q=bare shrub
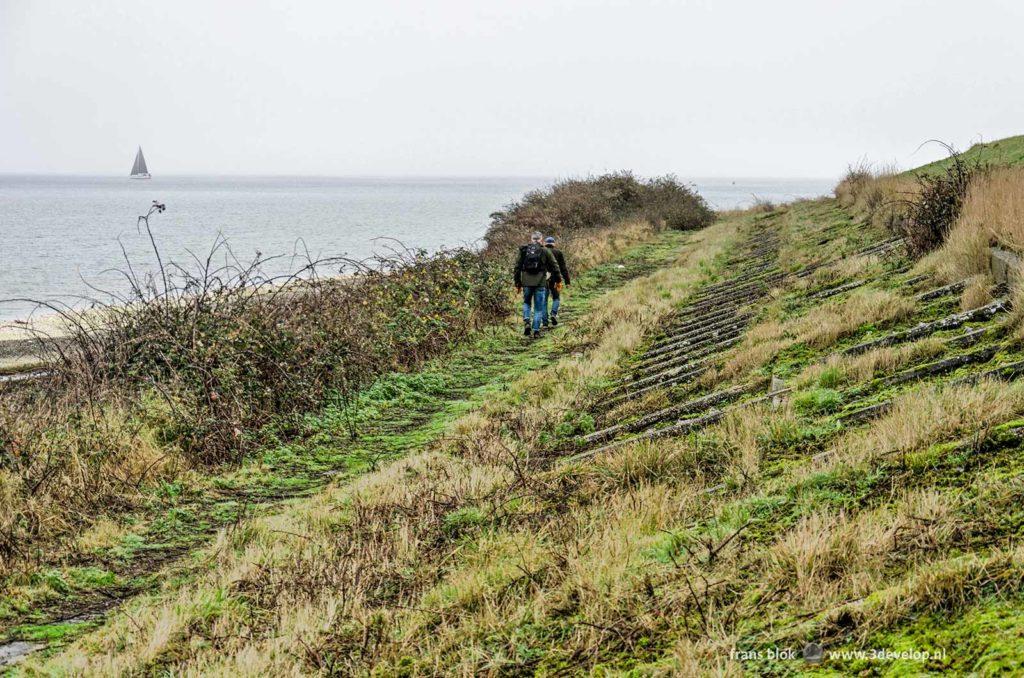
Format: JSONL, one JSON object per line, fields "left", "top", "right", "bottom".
{"left": 46, "top": 237, "right": 505, "bottom": 463}
{"left": 833, "top": 161, "right": 875, "bottom": 206}
{"left": 896, "top": 144, "right": 985, "bottom": 257}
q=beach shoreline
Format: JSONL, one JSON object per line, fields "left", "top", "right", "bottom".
{"left": 0, "top": 315, "right": 69, "bottom": 374}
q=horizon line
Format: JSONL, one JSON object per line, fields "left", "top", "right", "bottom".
{"left": 0, "top": 171, "right": 839, "bottom": 181}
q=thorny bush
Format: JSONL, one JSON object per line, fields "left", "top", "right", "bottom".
{"left": 47, "top": 239, "right": 506, "bottom": 463}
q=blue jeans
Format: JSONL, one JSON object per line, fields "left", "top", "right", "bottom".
{"left": 542, "top": 283, "right": 561, "bottom": 324}
{"left": 522, "top": 285, "right": 547, "bottom": 331}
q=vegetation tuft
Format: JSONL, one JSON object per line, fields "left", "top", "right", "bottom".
{"left": 483, "top": 172, "right": 714, "bottom": 255}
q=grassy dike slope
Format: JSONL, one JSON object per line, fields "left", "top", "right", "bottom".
{"left": 18, "top": 141, "right": 1024, "bottom": 674}
{"left": 911, "top": 135, "right": 1024, "bottom": 176}
{"left": 7, "top": 215, "right": 741, "bottom": 673}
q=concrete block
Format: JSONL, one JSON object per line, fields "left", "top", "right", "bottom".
{"left": 989, "top": 247, "right": 1022, "bottom": 288}
{"left": 770, "top": 375, "right": 787, "bottom": 409}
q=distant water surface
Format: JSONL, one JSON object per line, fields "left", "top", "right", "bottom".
{"left": 0, "top": 175, "right": 832, "bottom": 322}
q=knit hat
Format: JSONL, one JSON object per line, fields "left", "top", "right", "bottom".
{"left": 544, "top": 236, "right": 556, "bottom": 244}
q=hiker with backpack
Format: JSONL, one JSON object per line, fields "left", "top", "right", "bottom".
{"left": 541, "top": 235, "right": 570, "bottom": 327}
{"left": 514, "top": 231, "right": 561, "bottom": 338}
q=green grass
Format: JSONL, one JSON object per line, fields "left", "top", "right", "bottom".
{"left": 8, "top": 619, "right": 100, "bottom": 644}
{"left": 793, "top": 387, "right": 844, "bottom": 415}
{"left": 847, "top": 595, "right": 1024, "bottom": 675}
{"left": 909, "top": 134, "right": 1024, "bottom": 175}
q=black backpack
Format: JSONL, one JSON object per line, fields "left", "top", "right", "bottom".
{"left": 522, "top": 243, "right": 544, "bottom": 273}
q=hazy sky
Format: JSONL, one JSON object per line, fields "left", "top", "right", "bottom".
{"left": 2, "top": 0, "right": 1023, "bottom": 177}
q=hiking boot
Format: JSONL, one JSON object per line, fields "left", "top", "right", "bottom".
{"left": 523, "top": 322, "right": 532, "bottom": 337}
{"left": 551, "top": 314, "right": 559, "bottom": 326}
{"left": 532, "top": 330, "right": 541, "bottom": 339}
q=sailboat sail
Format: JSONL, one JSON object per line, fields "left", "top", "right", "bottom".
{"left": 130, "top": 147, "right": 150, "bottom": 177}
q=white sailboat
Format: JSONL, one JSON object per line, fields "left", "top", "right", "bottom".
{"left": 130, "top": 146, "right": 151, "bottom": 179}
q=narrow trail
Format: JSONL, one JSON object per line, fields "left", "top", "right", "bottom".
{"left": 0, "top": 230, "right": 687, "bottom": 669}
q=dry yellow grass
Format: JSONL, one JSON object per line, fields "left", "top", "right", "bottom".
{"left": 959, "top": 274, "right": 995, "bottom": 310}
{"left": 0, "top": 403, "right": 180, "bottom": 576}
{"left": 812, "top": 254, "right": 877, "bottom": 285}
{"left": 794, "top": 337, "right": 945, "bottom": 388}
{"left": 710, "top": 402, "right": 797, "bottom": 485}
{"left": 822, "top": 545, "right": 1024, "bottom": 642}
{"left": 602, "top": 387, "right": 671, "bottom": 422}
{"left": 768, "top": 510, "right": 877, "bottom": 608}
{"left": 797, "top": 380, "right": 1024, "bottom": 480}
{"left": 798, "top": 289, "right": 916, "bottom": 348}
{"left": 716, "top": 288, "right": 916, "bottom": 383}
{"left": 764, "top": 487, "right": 974, "bottom": 618}
{"left": 922, "top": 166, "right": 1024, "bottom": 282}
{"left": 834, "top": 167, "right": 918, "bottom": 233}
{"left": 75, "top": 517, "right": 130, "bottom": 551}
{"left": 860, "top": 380, "right": 1024, "bottom": 455}
{"left": 567, "top": 218, "right": 658, "bottom": 271}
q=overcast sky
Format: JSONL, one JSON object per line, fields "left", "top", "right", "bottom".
{"left": 2, "top": 0, "right": 1022, "bottom": 177}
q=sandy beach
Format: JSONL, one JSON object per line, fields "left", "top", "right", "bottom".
{"left": 0, "top": 315, "right": 70, "bottom": 373}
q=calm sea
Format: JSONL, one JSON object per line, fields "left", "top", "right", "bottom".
{"left": 0, "top": 175, "right": 832, "bottom": 322}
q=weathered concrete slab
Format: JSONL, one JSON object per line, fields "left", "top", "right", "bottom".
{"left": 602, "top": 364, "right": 711, "bottom": 407}
{"left": 583, "top": 383, "right": 755, "bottom": 446}
{"left": 640, "top": 336, "right": 741, "bottom": 374}
{"left": 989, "top": 247, "right": 1022, "bottom": 288}
{"left": 647, "top": 318, "right": 750, "bottom": 357}
{"left": 809, "top": 279, "right": 866, "bottom": 300}
{"left": 770, "top": 375, "right": 788, "bottom": 409}
{"left": 655, "top": 311, "right": 753, "bottom": 348}
{"left": 915, "top": 279, "right": 968, "bottom": 302}
{"left": 641, "top": 326, "right": 745, "bottom": 361}
{"left": 880, "top": 345, "right": 999, "bottom": 388}
{"left": 0, "top": 641, "right": 45, "bottom": 668}
{"left": 842, "top": 298, "right": 1008, "bottom": 356}
{"left": 952, "top": 359, "right": 1024, "bottom": 386}
{"left": 838, "top": 401, "right": 892, "bottom": 426}
{"left": 568, "top": 409, "right": 727, "bottom": 462}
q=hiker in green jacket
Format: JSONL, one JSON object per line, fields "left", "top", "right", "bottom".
{"left": 541, "top": 235, "right": 570, "bottom": 327}
{"left": 514, "top": 231, "right": 561, "bottom": 338}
